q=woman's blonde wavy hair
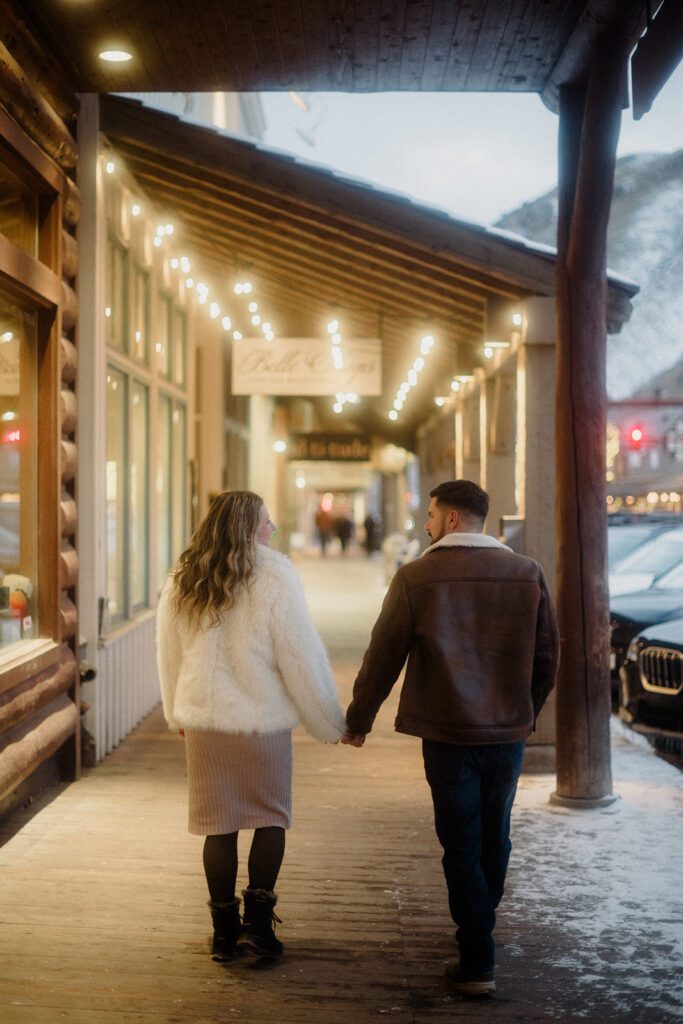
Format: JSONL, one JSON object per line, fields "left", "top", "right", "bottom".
{"left": 172, "top": 490, "right": 264, "bottom": 626}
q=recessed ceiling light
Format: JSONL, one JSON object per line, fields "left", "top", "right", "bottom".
{"left": 99, "top": 49, "right": 133, "bottom": 63}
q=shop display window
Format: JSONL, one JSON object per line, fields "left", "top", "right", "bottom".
{"left": 157, "top": 293, "right": 171, "bottom": 378}
{"left": 106, "top": 367, "right": 127, "bottom": 624}
{"left": 171, "top": 403, "right": 187, "bottom": 561}
{"left": 132, "top": 266, "right": 150, "bottom": 364}
{"left": 156, "top": 395, "right": 187, "bottom": 591}
{"left": 0, "top": 290, "right": 38, "bottom": 650}
{"left": 130, "top": 381, "right": 149, "bottom": 609}
{"left": 106, "top": 237, "right": 128, "bottom": 352}
{"left": 172, "top": 307, "right": 187, "bottom": 387}
{"left": 156, "top": 394, "right": 172, "bottom": 592}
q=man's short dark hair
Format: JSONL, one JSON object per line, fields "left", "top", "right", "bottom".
{"left": 429, "top": 480, "right": 489, "bottom": 522}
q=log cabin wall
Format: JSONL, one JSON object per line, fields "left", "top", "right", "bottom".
{"left": 0, "top": 7, "right": 81, "bottom": 818}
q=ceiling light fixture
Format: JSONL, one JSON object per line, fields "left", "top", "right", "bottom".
{"left": 99, "top": 49, "right": 133, "bottom": 63}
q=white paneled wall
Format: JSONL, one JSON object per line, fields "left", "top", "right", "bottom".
{"left": 92, "top": 612, "right": 160, "bottom": 761}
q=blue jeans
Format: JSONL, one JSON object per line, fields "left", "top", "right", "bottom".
{"left": 422, "top": 739, "right": 525, "bottom": 972}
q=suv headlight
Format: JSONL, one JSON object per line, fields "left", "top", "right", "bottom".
{"left": 625, "top": 637, "right": 640, "bottom": 662}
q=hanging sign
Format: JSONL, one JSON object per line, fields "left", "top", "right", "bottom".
{"left": 231, "top": 337, "right": 381, "bottom": 396}
{"left": 289, "top": 433, "right": 371, "bottom": 461}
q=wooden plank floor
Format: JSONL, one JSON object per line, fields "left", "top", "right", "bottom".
{"left": 1, "top": 555, "right": 682, "bottom": 1023}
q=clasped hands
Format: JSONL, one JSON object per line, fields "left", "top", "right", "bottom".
{"left": 341, "top": 731, "right": 366, "bottom": 747}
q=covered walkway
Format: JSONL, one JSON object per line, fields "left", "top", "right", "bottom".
{"left": 1, "top": 556, "right": 682, "bottom": 1024}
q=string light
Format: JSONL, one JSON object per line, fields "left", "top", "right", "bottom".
{"left": 104, "top": 153, "right": 282, "bottom": 348}
{"left": 387, "top": 334, "right": 436, "bottom": 421}
{"left": 483, "top": 340, "right": 511, "bottom": 359}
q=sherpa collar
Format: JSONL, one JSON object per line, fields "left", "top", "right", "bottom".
{"left": 421, "top": 532, "right": 512, "bottom": 557}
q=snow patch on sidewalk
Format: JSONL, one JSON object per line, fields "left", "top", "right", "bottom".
{"left": 507, "top": 736, "right": 683, "bottom": 1020}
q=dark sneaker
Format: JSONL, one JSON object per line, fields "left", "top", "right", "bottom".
{"left": 445, "top": 963, "right": 496, "bottom": 996}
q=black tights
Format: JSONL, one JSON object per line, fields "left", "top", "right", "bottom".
{"left": 203, "top": 826, "right": 286, "bottom": 903}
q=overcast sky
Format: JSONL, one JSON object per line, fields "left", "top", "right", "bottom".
{"left": 260, "top": 61, "right": 683, "bottom": 225}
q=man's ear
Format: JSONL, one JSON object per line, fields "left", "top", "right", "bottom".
{"left": 448, "top": 508, "right": 460, "bottom": 530}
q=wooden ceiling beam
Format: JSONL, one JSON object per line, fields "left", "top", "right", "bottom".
{"left": 126, "top": 163, "right": 492, "bottom": 315}
{"left": 113, "top": 145, "right": 510, "bottom": 305}
{"left": 107, "top": 128, "right": 530, "bottom": 300}
{"left": 171, "top": 206, "right": 483, "bottom": 334}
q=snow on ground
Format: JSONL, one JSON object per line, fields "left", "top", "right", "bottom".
{"left": 508, "top": 723, "right": 683, "bottom": 1021}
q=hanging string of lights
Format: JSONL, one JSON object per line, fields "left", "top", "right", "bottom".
{"left": 104, "top": 153, "right": 278, "bottom": 347}
{"left": 387, "top": 334, "right": 435, "bottom": 421}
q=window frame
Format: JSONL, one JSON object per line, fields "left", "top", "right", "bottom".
{"left": 0, "top": 107, "right": 67, "bottom": 666}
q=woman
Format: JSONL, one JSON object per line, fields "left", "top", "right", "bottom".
{"left": 157, "top": 490, "right": 345, "bottom": 961}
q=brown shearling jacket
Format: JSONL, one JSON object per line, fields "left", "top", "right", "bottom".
{"left": 346, "top": 533, "right": 559, "bottom": 744}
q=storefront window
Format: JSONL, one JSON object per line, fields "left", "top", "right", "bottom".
{"left": 156, "top": 396, "right": 187, "bottom": 591}
{"left": 0, "top": 162, "right": 39, "bottom": 258}
{"left": 130, "top": 382, "right": 149, "bottom": 609}
{"left": 132, "top": 267, "right": 150, "bottom": 364}
{"left": 157, "top": 293, "right": 171, "bottom": 377}
{"left": 156, "top": 394, "right": 172, "bottom": 592}
{"left": 173, "top": 307, "right": 187, "bottom": 387}
{"left": 0, "top": 291, "right": 38, "bottom": 650}
{"left": 106, "top": 367, "right": 127, "bottom": 624}
{"left": 106, "top": 238, "right": 128, "bottom": 352}
{"left": 172, "top": 404, "right": 187, "bottom": 561}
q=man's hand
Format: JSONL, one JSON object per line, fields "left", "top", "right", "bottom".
{"left": 342, "top": 731, "right": 366, "bottom": 747}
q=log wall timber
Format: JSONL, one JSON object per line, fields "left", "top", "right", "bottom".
{"left": 553, "top": 30, "right": 629, "bottom": 804}
{"left": 0, "top": 38, "right": 77, "bottom": 170}
{"left": 0, "top": 693, "right": 79, "bottom": 800}
{"left": 0, "top": 8, "right": 81, "bottom": 809}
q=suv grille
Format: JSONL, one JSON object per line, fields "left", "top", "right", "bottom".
{"left": 640, "top": 647, "right": 683, "bottom": 695}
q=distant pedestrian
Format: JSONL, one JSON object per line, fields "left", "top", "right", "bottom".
{"left": 334, "top": 515, "right": 354, "bottom": 554}
{"left": 363, "top": 512, "right": 382, "bottom": 556}
{"left": 343, "top": 480, "right": 558, "bottom": 996}
{"left": 315, "top": 505, "right": 334, "bottom": 557}
{"left": 157, "top": 490, "right": 345, "bottom": 962}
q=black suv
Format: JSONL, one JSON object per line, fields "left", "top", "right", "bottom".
{"left": 619, "top": 617, "right": 683, "bottom": 746}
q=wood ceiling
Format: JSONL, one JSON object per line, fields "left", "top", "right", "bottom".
{"left": 20, "top": 1, "right": 646, "bottom": 110}
{"left": 8, "top": 0, "right": 647, "bottom": 440}
{"left": 101, "top": 95, "right": 635, "bottom": 441}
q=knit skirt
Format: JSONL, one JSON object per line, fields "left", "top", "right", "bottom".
{"left": 184, "top": 729, "right": 293, "bottom": 835}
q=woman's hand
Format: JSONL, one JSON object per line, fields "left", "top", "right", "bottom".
{"left": 341, "top": 731, "right": 366, "bottom": 747}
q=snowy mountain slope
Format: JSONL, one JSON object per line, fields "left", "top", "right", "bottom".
{"left": 496, "top": 150, "right": 683, "bottom": 399}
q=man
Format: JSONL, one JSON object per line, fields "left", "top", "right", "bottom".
{"left": 343, "top": 480, "right": 559, "bottom": 996}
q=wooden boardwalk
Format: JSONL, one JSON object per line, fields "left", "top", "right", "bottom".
{"left": 1, "top": 555, "right": 682, "bottom": 1023}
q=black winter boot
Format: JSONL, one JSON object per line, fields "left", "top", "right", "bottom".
{"left": 208, "top": 898, "right": 241, "bottom": 961}
{"left": 237, "top": 887, "right": 283, "bottom": 957}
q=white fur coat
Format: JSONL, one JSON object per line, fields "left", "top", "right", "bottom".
{"left": 156, "top": 545, "right": 346, "bottom": 742}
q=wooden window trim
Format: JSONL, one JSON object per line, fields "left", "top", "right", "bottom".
{"left": 0, "top": 106, "right": 67, "bottom": 197}
{"left": 0, "top": 234, "right": 61, "bottom": 309}
{"left": 0, "top": 639, "right": 61, "bottom": 699}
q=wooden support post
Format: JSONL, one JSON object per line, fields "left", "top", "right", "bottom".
{"left": 553, "top": 31, "right": 629, "bottom": 806}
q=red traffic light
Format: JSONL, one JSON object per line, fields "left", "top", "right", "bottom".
{"left": 627, "top": 426, "right": 644, "bottom": 450}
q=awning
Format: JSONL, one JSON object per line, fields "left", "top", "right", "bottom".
{"left": 100, "top": 95, "right": 636, "bottom": 443}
